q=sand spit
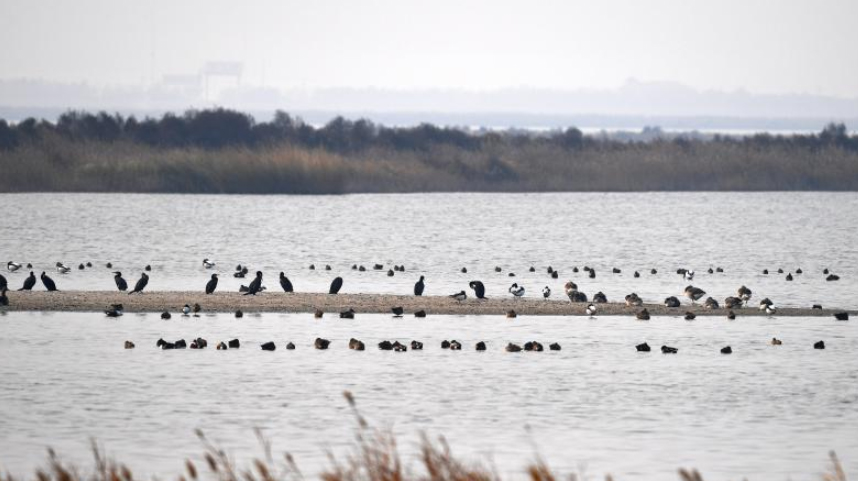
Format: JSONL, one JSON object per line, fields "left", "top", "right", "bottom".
{"left": 0, "top": 291, "right": 849, "bottom": 317}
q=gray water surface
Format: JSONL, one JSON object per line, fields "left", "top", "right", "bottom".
{"left": 1, "top": 192, "right": 857, "bottom": 480}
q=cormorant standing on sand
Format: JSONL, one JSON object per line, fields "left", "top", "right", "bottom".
{"left": 243, "top": 271, "right": 263, "bottom": 295}
{"left": 19, "top": 271, "right": 36, "bottom": 291}
{"left": 279, "top": 272, "right": 293, "bottom": 292}
{"left": 329, "top": 276, "right": 343, "bottom": 294}
{"left": 41, "top": 272, "right": 58, "bottom": 291}
{"left": 469, "top": 281, "right": 487, "bottom": 299}
{"left": 414, "top": 276, "right": 425, "bottom": 296}
{"left": 205, "top": 274, "right": 219, "bottom": 294}
{"left": 113, "top": 272, "right": 128, "bottom": 291}
{"left": 129, "top": 273, "right": 149, "bottom": 294}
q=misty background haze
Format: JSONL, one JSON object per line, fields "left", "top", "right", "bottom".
{"left": 1, "top": 0, "right": 857, "bottom": 129}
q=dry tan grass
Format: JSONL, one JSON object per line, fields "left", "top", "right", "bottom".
{"left": 3, "top": 134, "right": 858, "bottom": 193}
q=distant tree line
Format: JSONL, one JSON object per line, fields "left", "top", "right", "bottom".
{"left": 1, "top": 108, "right": 857, "bottom": 193}
{"left": 1, "top": 108, "right": 855, "bottom": 153}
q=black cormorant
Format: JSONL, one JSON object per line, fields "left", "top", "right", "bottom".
{"left": 41, "top": 272, "right": 58, "bottom": 291}
{"left": 279, "top": 272, "right": 293, "bottom": 292}
{"left": 113, "top": 272, "right": 128, "bottom": 291}
{"left": 205, "top": 274, "right": 218, "bottom": 294}
{"left": 243, "top": 271, "right": 263, "bottom": 295}
{"left": 329, "top": 276, "right": 343, "bottom": 294}
{"left": 129, "top": 273, "right": 149, "bottom": 294}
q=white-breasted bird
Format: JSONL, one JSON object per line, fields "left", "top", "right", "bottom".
{"left": 765, "top": 304, "right": 777, "bottom": 315}
{"left": 542, "top": 286, "right": 551, "bottom": 299}
{"left": 7, "top": 261, "right": 22, "bottom": 272}
{"left": 449, "top": 290, "right": 467, "bottom": 301}
{"left": 56, "top": 262, "right": 71, "bottom": 274}
{"left": 738, "top": 285, "right": 752, "bottom": 305}
{"left": 203, "top": 258, "right": 216, "bottom": 269}
{"left": 586, "top": 303, "right": 596, "bottom": 316}
{"left": 509, "top": 283, "right": 525, "bottom": 298}
{"left": 182, "top": 304, "right": 191, "bottom": 316}
{"left": 684, "top": 270, "right": 695, "bottom": 281}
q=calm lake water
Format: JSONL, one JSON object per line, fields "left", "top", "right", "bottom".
{"left": 1, "top": 192, "right": 857, "bottom": 479}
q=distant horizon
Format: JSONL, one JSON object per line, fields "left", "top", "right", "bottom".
{"left": 2, "top": 77, "right": 858, "bottom": 131}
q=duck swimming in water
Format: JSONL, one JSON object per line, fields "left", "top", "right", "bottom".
{"left": 55, "top": 262, "right": 71, "bottom": 274}
{"left": 203, "top": 258, "right": 216, "bottom": 269}
{"left": 7, "top": 261, "right": 22, "bottom": 273}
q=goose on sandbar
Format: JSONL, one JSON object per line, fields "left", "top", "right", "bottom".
{"left": 738, "top": 285, "right": 752, "bottom": 305}
{"left": 684, "top": 285, "right": 705, "bottom": 304}
{"left": 625, "top": 293, "right": 643, "bottom": 307}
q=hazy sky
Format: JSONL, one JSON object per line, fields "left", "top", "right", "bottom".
{"left": 2, "top": 0, "right": 857, "bottom": 97}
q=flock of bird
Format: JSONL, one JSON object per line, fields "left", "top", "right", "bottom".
{"left": 0, "top": 259, "right": 850, "bottom": 324}
{"left": 121, "top": 335, "right": 831, "bottom": 354}
{"left": 3, "top": 259, "right": 847, "bottom": 356}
